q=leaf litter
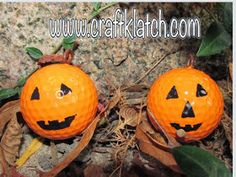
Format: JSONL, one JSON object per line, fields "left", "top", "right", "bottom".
{"left": 0, "top": 100, "right": 22, "bottom": 176}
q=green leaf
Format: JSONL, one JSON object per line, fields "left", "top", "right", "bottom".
{"left": 63, "top": 34, "right": 77, "bottom": 44}
{"left": 197, "top": 22, "right": 231, "bottom": 57}
{"left": 62, "top": 34, "right": 77, "bottom": 49}
{"left": 0, "top": 88, "right": 18, "bottom": 101}
{"left": 26, "top": 47, "right": 43, "bottom": 60}
{"left": 62, "top": 42, "right": 74, "bottom": 49}
{"left": 92, "top": 2, "right": 101, "bottom": 11}
{"left": 223, "top": 3, "right": 232, "bottom": 33}
{"left": 17, "top": 87, "right": 23, "bottom": 96}
{"left": 16, "top": 76, "right": 27, "bottom": 87}
{"left": 173, "top": 146, "right": 232, "bottom": 177}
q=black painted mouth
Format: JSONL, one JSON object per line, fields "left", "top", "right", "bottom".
{"left": 37, "top": 115, "right": 76, "bottom": 130}
{"left": 170, "top": 123, "right": 202, "bottom": 132}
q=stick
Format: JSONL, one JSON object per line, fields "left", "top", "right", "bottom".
{"left": 134, "top": 48, "right": 182, "bottom": 84}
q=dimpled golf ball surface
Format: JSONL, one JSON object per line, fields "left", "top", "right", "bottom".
{"left": 20, "top": 64, "right": 98, "bottom": 140}
{"left": 147, "top": 67, "right": 224, "bottom": 142}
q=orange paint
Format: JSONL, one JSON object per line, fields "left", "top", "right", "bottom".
{"left": 147, "top": 67, "right": 224, "bottom": 142}
{"left": 20, "top": 64, "right": 98, "bottom": 140}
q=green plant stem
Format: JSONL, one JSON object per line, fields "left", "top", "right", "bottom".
{"left": 51, "top": 42, "right": 63, "bottom": 54}
{"left": 88, "top": 2, "right": 117, "bottom": 22}
{"left": 51, "top": 2, "right": 118, "bottom": 54}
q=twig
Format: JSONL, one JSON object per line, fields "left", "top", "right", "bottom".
{"left": 51, "top": 42, "right": 63, "bottom": 54}
{"left": 50, "top": 141, "right": 58, "bottom": 166}
{"left": 118, "top": 135, "right": 135, "bottom": 177}
{"left": 109, "top": 135, "right": 135, "bottom": 177}
{"left": 109, "top": 165, "right": 120, "bottom": 177}
{"left": 134, "top": 48, "right": 182, "bottom": 84}
{"left": 88, "top": 2, "right": 118, "bottom": 22}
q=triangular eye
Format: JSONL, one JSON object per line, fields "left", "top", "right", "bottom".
{"left": 60, "top": 83, "right": 72, "bottom": 96}
{"left": 31, "top": 87, "right": 40, "bottom": 100}
{"left": 196, "top": 84, "right": 207, "bottom": 97}
{"left": 166, "top": 86, "right": 178, "bottom": 99}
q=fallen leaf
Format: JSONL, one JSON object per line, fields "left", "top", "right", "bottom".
{"left": 173, "top": 145, "right": 231, "bottom": 177}
{"left": 0, "top": 145, "right": 9, "bottom": 176}
{"left": 1, "top": 114, "right": 22, "bottom": 166}
{"left": 135, "top": 125, "right": 182, "bottom": 174}
{"left": 122, "top": 84, "right": 148, "bottom": 92}
{"left": 196, "top": 22, "right": 231, "bottom": 57}
{"left": 138, "top": 119, "right": 169, "bottom": 151}
{"left": 132, "top": 152, "right": 169, "bottom": 177}
{"left": 119, "top": 105, "right": 138, "bottom": 127}
{"left": 0, "top": 100, "right": 20, "bottom": 137}
{"left": 9, "top": 167, "right": 27, "bottom": 177}
{"left": 84, "top": 165, "right": 105, "bottom": 177}
{"left": 125, "top": 98, "right": 146, "bottom": 105}
{"left": 107, "top": 88, "right": 122, "bottom": 112}
{"left": 16, "top": 137, "right": 44, "bottom": 167}
{"left": 40, "top": 113, "right": 103, "bottom": 177}
{"left": 147, "top": 108, "right": 180, "bottom": 147}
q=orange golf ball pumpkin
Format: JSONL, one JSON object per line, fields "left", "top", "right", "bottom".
{"left": 20, "top": 64, "right": 98, "bottom": 140}
{"left": 147, "top": 66, "right": 224, "bottom": 142}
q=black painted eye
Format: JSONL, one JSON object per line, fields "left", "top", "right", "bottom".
{"left": 166, "top": 86, "right": 178, "bottom": 99}
{"left": 60, "top": 83, "right": 72, "bottom": 96}
{"left": 196, "top": 84, "right": 207, "bottom": 97}
{"left": 31, "top": 87, "right": 40, "bottom": 100}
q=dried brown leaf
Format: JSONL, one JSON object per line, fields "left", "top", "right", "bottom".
{"left": 138, "top": 120, "right": 169, "bottom": 151}
{"left": 1, "top": 114, "right": 22, "bottom": 166}
{"left": 0, "top": 100, "right": 20, "bottom": 137}
{"left": 9, "top": 167, "right": 26, "bottom": 177}
{"left": 125, "top": 98, "right": 146, "bottom": 105}
{"left": 119, "top": 105, "right": 138, "bottom": 127}
{"left": 40, "top": 113, "right": 102, "bottom": 177}
{"left": 122, "top": 84, "right": 148, "bottom": 92}
{"left": 132, "top": 153, "right": 169, "bottom": 177}
{"left": 107, "top": 88, "right": 122, "bottom": 111}
{"left": 84, "top": 165, "right": 105, "bottom": 177}
{"left": 147, "top": 108, "right": 180, "bottom": 147}
{"left": 0, "top": 146, "right": 9, "bottom": 176}
{"left": 135, "top": 125, "right": 182, "bottom": 174}
{"left": 0, "top": 101, "right": 20, "bottom": 176}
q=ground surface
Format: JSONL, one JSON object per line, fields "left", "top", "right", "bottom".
{"left": 0, "top": 2, "right": 232, "bottom": 177}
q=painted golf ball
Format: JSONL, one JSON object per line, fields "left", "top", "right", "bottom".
{"left": 20, "top": 64, "right": 98, "bottom": 140}
{"left": 147, "top": 67, "right": 224, "bottom": 142}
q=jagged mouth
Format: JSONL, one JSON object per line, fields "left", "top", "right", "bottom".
{"left": 37, "top": 115, "right": 76, "bottom": 130}
{"left": 170, "top": 123, "right": 202, "bottom": 132}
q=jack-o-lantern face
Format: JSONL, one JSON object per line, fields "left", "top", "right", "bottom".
{"left": 147, "top": 67, "right": 224, "bottom": 142}
{"left": 20, "top": 64, "right": 98, "bottom": 140}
